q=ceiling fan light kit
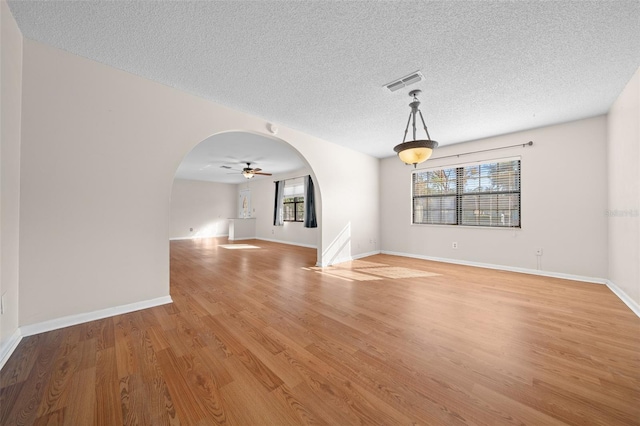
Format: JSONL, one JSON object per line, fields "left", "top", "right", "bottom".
{"left": 241, "top": 162, "right": 272, "bottom": 179}
{"left": 393, "top": 89, "right": 438, "bottom": 167}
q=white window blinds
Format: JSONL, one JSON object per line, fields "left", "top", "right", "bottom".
{"left": 412, "top": 159, "right": 521, "bottom": 228}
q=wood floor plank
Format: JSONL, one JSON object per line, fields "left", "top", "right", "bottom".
{"left": 94, "top": 348, "right": 123, "bottom": 426}
{"left": 1, "top": 237, "right": 639, "bottom": 425}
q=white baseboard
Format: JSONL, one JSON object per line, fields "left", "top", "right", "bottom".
{"left": 352, "top": 250, "right": 382, "bottom": 261}
{"left": 256, "top": 237, "right": 317, "bottom": 249}
{"left": 380, "top": 250, "right": 607, "bottom": 285}
{"left": 19, "top": 295, "right": 173, "bottom": 338}
{"left": 170, "top": 234, "right": 228, "bottom": 241}
{"left": 0, "top": 328, "right": 23, "bottom": 371}
{"left": 228, "top": 237, "right": 257, "bottom": 241}
{"left": 606, "top": 280, "right": 640, "bottom": 318}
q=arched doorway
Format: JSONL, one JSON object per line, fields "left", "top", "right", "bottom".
{"left": 169, "top": 131, "right": 322, "bottom": 270}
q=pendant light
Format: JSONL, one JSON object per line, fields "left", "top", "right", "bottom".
{"left": 393, "top": 89, "right": 438, "bottom": 167}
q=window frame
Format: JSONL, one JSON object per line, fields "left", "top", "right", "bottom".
{"left": 411, "top": 157, "right": 521, "bottom": 229}
{"left": 283, "top": 196, "right": 304, "bottom": 222}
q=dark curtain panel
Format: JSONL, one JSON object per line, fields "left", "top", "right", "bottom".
{"left": 303, "top": 175, "right": 317, "bottom": 228}
{"left": 273, "top": 180, "right": 284, "bottom": 226}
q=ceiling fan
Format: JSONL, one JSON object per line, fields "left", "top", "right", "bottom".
{"left": 227, "top": 162, "right": 272, "bottom": 179}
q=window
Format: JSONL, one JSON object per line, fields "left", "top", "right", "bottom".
{"left": 283, "top": 196, "right": 304, "bottom": 222}
{"left": 283, "top": 178, "right": 304, "bottom": 222}
{"left": 412, "top": 159, "right": 521, "bottom": 227}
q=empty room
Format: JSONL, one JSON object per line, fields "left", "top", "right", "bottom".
{"left": 1, "top": 1, "right": 639, "bottom": 425}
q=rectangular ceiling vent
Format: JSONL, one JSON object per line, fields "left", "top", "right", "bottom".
{"left": 384, "top": 71, "right": 424, "bottom": 92}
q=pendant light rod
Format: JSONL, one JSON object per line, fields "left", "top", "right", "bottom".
{"left": 427, "top": 141, "right": 534, "bottom": 162}
{"left": 402, "top": 114, "right": 412, "bottom": 144}
{"left": 394, "top": 89, "right": 439, "bottom": 167}
{"left": 418, "top": 110, "right": 431, "bottom": 140}
{"left": 412, "top": 105, "right": 417, "bottom": 141}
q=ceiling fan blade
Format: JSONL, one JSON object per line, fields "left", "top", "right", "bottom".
{"left": 253, "top": 168, "right": 262, "bottom": 172}
{"left": 254, "top": 172, "right": 272, "bottom": 176}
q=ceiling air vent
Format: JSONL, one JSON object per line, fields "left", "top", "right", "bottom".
{"left": 384, "top": 71, "right": 424, "bottom": 92}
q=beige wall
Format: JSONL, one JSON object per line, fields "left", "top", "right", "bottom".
{"left": 170, "top": 179, "right": 236, "bottom": 239}
{"left": 607, "top": 67, "right": 640, "bottom": 306}
{"left": 0, "top": 0, "right": 23, "bottom": 356}
{"left": 381, "top": 116, "right": 608, "bottom": 279}
{"left": 18, "top": 39, "right": 380, "bottom": 326}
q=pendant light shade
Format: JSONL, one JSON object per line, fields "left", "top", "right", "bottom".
{"left": 393, "top": 90, "right": 438, "bottom": 167}
{"left": 394, "top": 140, "right": 437, "bottom": 164}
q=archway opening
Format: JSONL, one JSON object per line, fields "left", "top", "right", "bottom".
{"left": 169, "top": 131, "right": 323, "bottom": 287}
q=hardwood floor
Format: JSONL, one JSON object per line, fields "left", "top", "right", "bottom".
{"left": 1, "top": 237, "right": 639, "bottom": 425}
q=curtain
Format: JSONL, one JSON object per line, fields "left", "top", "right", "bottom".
{"left": 273, "top": 180, "right": 284, "bottom": 226}
{"left": 303, "top": 175, "right": 317, "bottom": 228}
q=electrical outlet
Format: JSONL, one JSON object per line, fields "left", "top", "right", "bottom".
{"left": 0, "top": 293, "right": 5, "bottom": 315}
{"left": 536, "top": 248, "right": 543, "bottom": 256}
{"left": 452, "top": 242, "right": 458, "bottom": 249}
{"left": 271, "top": 229, "right": 275, "bottom": 234}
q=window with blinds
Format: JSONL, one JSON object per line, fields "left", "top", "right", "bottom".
{"left": 412, "top": 159, "right": 521, "bottom": 228}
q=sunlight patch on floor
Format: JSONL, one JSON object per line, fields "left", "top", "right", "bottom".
{"left": 358, "top": 267, "right": 441, "bottom": 279}
{"left": 333, "top": 260, "right": 389, "bottom": 269}
{"left": 307, "top": 262, "right": 441, "bottom": 281}
{"left": 316, "top": 269, "right": 383, "bottom": 281}
{"left": 220, "top": 244, "right": 261, "bottom": 250}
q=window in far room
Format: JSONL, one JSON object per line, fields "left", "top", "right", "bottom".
{"left": 283, "top": 177, "right": 304, "bottom": 222}
{"left": 412, "top": 158, "right": 521, "bottom": 228}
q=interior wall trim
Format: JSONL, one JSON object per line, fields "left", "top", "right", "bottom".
{"left": 316, "top": 250, "right": 382, "bottom": 267}
{"left": 606, "top": 279, "right": 640, "bottom": 318}
{"left": 379, "top": 250, "right": 640, "bottom": 317}
{"left": 0, "top": 328, "right": 23, "bottom": 371}
{"left": 169, "top": 234, "right": 229, "bottom": 241}
{"left": 256, "top": 237, "right": 317, "bottom": 249}
{"left": 381, "top": 250, "right": 609, "bottom": 281}
{"left": 1, "top": 295, "right": 173, "bottom": 372}
{"left": 19, "top": 296, "right": 174, "bottom": 338}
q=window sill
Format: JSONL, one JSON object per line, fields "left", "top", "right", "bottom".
{"left": 410, "top": 223, "right": 522, "bottom": 230}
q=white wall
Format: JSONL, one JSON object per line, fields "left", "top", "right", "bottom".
{"left": 240, "top": 167, "right": 318, "bottom": 248}
{"left": 0, "top": 0, "right": 23, "bottom": 359}
{"left": 170, "top": 179, "right": 236, "bottom": 239}
{"left": 607, "top": 67, "right": 640, "bottom": 308}
{"left": 18, "top": 39, "right": 380, "bottom": 326}
{"left": 381, "top": 116, "right": 608, "bottom": 280}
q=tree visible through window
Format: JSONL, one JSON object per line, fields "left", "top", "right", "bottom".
{"left": 283, "top": 178, "right": 304, "bottom": 222}
{"left": 283, "top": 196, "right": 304, "bottom": 222}
{"left": 412, "top": 159, "right": 521, "bottom": 227}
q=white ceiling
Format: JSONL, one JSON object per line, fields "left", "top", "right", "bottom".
{"left": 7, "top": 1, "right": 640, "bottom": 172}
{"left": 174, "top": 132, "right": 306, "bottom": 184}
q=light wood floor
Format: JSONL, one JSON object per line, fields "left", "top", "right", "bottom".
{"left": 1, "top": 238, "right": 639, "bottom": 425}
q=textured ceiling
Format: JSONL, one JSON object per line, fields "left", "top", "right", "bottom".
{"left": 174, "top": 132, "right": 306, "bottom": 184}
{"left": 8, "top": 1, "right": 640, "bottom": 162}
